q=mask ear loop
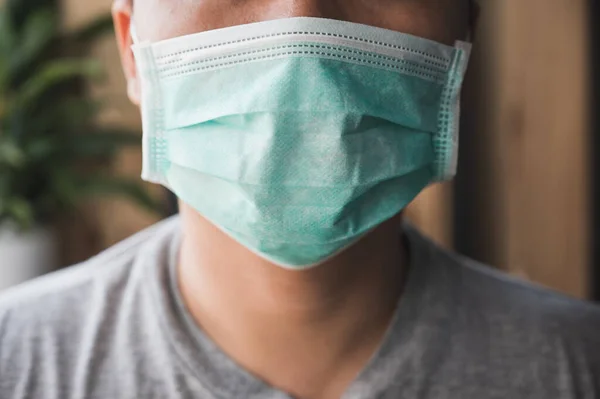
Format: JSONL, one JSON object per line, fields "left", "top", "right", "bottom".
{"left": 130, "top": 24, "right": 139, "bottom": 44}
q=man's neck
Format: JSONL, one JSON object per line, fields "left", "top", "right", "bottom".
{"left": 178, "top": 203, "right": 408, "bottom": 399}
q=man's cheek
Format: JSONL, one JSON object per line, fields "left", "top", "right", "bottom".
{"left": 134, "top": 0, "right": 205, "bottom": 41}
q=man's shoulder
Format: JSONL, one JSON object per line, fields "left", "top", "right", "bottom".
{"left": 0, "top": 217, "right": 180, "bottom": 395}
{"left": 462, "top": 253, "right": 599, "bottom": 319}
{"left": 439, "top": 247, "right": 600, "bottom": 350}
{"left": 415, "top": 239, "right": 600, "bottom": 390}
{"left": 407, "top": 224, "right": 600, "bottom": 330}
{"left": 0, "top": 217, "right": 178, "bottom": 337}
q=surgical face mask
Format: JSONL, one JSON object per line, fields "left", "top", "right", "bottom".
{"left": 131, "top": 17, "right": 471, "bottom": 269}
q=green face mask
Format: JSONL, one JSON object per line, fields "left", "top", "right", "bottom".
{"left": 132, "top": 17, "right": 471, "bottom": 269}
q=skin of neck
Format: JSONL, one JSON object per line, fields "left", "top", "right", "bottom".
{"left": 178, "top": 202, "right": 408, "bottom": 399}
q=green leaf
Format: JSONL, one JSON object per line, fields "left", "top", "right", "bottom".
{"left": 64, "top": 129, "right": 141, "bottom": 158}
{"left": 67, "top": 14, "right": 114, "bottom": 43}
{"left": 0, "top": 7, "right": 16, "bottom": 55}
{"left": 48, "top": 166, "right": 79, "bottom": 206}
{"left": 11, "top": 58, "right": 103, "bottom": 111}
{"left": 0, "top": 4, "right": 152, "bottom": 227}
{"left": 75, "top": 176, "right": 162, "bottom": 214}
{"left": 9, "top": 8, "right": 57, "bottom": 77}
{"left": 25, "top": 136, "right": 59, "bottom": 161}
{"left": 27, "top": 97, "right": 100, "bottom": 134}
{"left": 0, "top": 139, "right": 26, "bottom": 167}
{"left": 1, "top": 197, "right": 35, "bottom": 230}
{"left": 0, "top": 173, "right": 9, "bottom": 195}
{"left": 0, "top": 8, "right": 16, "bottom": 91}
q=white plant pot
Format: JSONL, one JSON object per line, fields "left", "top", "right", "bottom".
{"left": 0, "top": 224, "right": 59, "bottom": 291}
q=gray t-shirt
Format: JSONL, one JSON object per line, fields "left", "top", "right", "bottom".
{"left": 1, "top": 216, "right": 599, "bottom": 399}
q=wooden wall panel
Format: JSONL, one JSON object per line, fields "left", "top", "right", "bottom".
{"left": 477, "top": 0, "right": 591, "bottom": 297}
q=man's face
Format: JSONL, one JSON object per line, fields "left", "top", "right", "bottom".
{"left": 136, "top": 0, "right": 469, "bottom": 43}
{"left": 113, "top": 0, "right": 470, "bottom": 104}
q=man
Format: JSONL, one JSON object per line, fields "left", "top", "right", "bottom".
{"left": 1, "top": 0, "right": 599, "bottom": 398}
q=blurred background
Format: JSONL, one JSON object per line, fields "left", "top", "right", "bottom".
{"left": 0, "top": 0, "right": 598, "bottom": 302}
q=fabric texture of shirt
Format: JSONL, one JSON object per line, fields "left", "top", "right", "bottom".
{"left": 0, "top": 216, "right": 599, "bottom": 399}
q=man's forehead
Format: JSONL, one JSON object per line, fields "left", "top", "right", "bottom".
{"left": 133, "top": 0, "right": 471, "bottom": 44}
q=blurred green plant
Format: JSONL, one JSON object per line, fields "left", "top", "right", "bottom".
{"left": 0, "top": 4, "right": 161, "bottom": 230}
